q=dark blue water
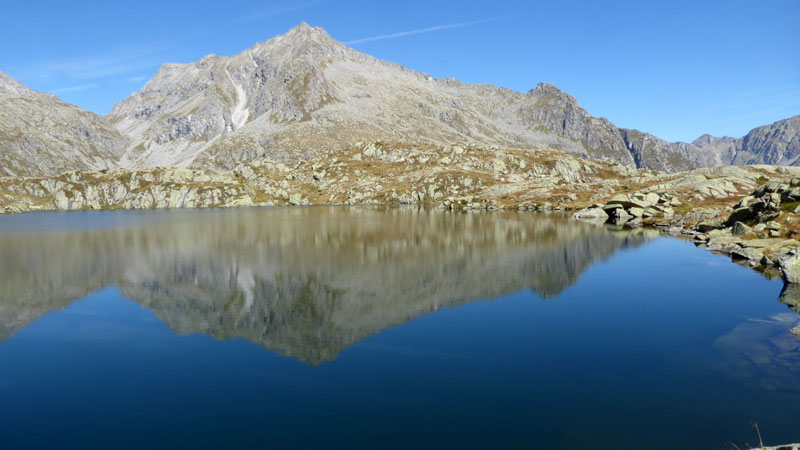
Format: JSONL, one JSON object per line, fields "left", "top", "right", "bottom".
{"left": 0, "top": 207, "right": 797, "bottom": 449}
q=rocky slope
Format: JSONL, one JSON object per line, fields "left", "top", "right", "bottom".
{"left": 105, "top": 23, "right": 800, "bottom": 174}
{"left": 108, "top": 23, "right": 643, "bottom": 171}
{"left": 2, "top": 141, "right": 799, "bottom": 215}
{"left": 0, "top": 70, "right": 129, "bottom": 177}
{"left": 732, "top": 116, "right": 800, "bottom": 165}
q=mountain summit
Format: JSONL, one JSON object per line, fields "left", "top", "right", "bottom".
{"left": 1, "top": 24, "right": 797, "bottom": 177}
{"left": 108, "top": 23, "right": 650, "bottom": 171}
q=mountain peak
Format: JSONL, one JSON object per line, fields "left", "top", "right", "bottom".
{"left": 692, "top": 134, "right": 718, "bottom": 147}
{"left": 281, "top": 22, "right": 332, "bottom": 41}
{"left": 249, "top": 22, "right": 339, "bottom": 57}
{"left": 0, "top": 70, "right": 37, "bottom": 97}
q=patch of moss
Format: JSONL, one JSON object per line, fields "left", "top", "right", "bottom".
{"left": 781, "top": 200, "right": 800, "bottom": 213}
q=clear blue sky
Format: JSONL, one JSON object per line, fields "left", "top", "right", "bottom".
{"left": 1, "top": 0, "right": 798, "bottom": 142}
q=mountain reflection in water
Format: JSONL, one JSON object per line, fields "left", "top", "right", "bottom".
{"left": 0, "top": 207, "right": 654, "bottom": 364}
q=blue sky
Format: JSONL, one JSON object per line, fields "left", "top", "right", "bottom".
{"left": 1, "top": 0, "right": 798, "bottom": 142}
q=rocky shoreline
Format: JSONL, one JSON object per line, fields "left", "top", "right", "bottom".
{"left": 573, "top": 179, "right": 800, "bottom": 281}
{"left": 570, "top": 180, "right": 800, "bottom": 338}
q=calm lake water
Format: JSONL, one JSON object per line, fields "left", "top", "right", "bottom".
{"left": 0, "top": 207, "right": 798, "bottom": 449}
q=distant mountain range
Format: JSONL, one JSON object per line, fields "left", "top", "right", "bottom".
{"left": 1, "top": 23, "right": 798, "bottom": 177}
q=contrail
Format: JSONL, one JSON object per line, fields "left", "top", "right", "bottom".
{"left": 50, "top": 83, "right": 100, "bottom": 93}
{"left": 344, "top": 16, "right": 510, "bottom": 45}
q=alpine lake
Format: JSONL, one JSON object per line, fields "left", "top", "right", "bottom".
{"left": 0, "top": 206, "right": 798, "bottom": 449}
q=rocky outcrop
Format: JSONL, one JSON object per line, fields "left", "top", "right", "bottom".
{"left": 684, "top": 178, "right": 800, "bottom": 286}
{"left": 0, "top": 143, "right": 643, "bottom": 214}
{"left": 598, "top": 191, "right": 679, "bottom": 225}
{"left": 2, "top": 143, "right": 799, "bottom": 220}
{"left": 0, "top": 167, "right": 254, "bottom": 213}
{"left": 724, "top": 180, "right": 800, "bottom": 226}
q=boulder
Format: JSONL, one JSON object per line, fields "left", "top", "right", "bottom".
{"left": 644, "top": 192, "right": 660, "bottom": 205}
{"left": 696, "top": 219, "right": 724, "bottom": 232}
{"left": 736, "top": 195, "right": 756, "bottom": 208}
{"left": 755, "top": 181, "right": 784, "bottom": 196}
{"left": 602, "top": 203, "right": 625, "bottom": 212}
{"left": 732, "top": 221, "right": 752, "bottom": 236}
{"left": 777, "top": 252, "right": 800, "bottom": 284}
{"left": 764, "top": 192, "right": 782, "bottom": 209}
{"left": 730, "top": 247, "right": 764, "bottom": 262}
{"left": 288, "top": 193, "right": 306, "bottom": 206}
{"left": 726, "top": 201, "right": 766, "bottom": 225}
{"left": 767, "top": 221, "right": 782, "bottom": 231}
{"left": 740, "top": 238, "right": 799, "bottom": 249}
{"left": 573, "top": 207, "right": 609, "bottom": 222}
{"left": 606, "top": 194, "right": 649, "bottom": 209}
{"left": 783, "top": 187, "right": 800, "bottom": 202}
{"left": 628, "top": 207, "right": 645, "bottom": 218}
{"left": 54, "top": 190, "right": 69, "bottom": 210}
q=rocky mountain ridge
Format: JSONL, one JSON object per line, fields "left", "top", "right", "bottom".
{"left": 0, "top": 23, "right": 798, "bottom": 178}
{"left": 104, "top": 23, "right": 799, "bottom": 174}
{"left": 0, "top": 69, "right": 129, "bottom": 177}
{"left": 107, "top": 24, "right": 639, "bottom": 171}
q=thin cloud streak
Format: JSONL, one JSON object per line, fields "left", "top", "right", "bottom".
{"left": 50, "top": 83, "right": 100, "bottom": 93}
{"left": 11, "top": 43, "right": 169, "bottom": 82}
{"left": 29, "top": 56, "right": 159, "bottom": 81}
{"left": 344, "top": 16, "right": 510, "bottom": 45}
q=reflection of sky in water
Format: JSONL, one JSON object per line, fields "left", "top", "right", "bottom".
{"left": 0, "top": 207, "right": 798, "bottom": 450}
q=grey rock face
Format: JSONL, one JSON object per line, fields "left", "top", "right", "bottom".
{"left": 108, "top": 24, "right": 645, "bottom": 171}
{"left": 620, "top": 128, "right": 703, "bottom": 172}
{"left": 732, "top": 221, "right": 752, "bottom": 235}
{"left": 734, "top": 116, "right": 800, "bottom": 165}
{"left": 778, "top": 252, "right": 800, "bottom": 285}
{"left": 0, "top": 70, "right": 129, "bottom": 177}
{"left": 107, "top": 24, "right": 798, "bottom": 174}
{"left": 632, "top": 116, "right": 800, "bottom": 171}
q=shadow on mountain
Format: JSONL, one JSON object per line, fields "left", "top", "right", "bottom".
{"left": 0, "top": 207, "right": 656, "bottom": 364}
